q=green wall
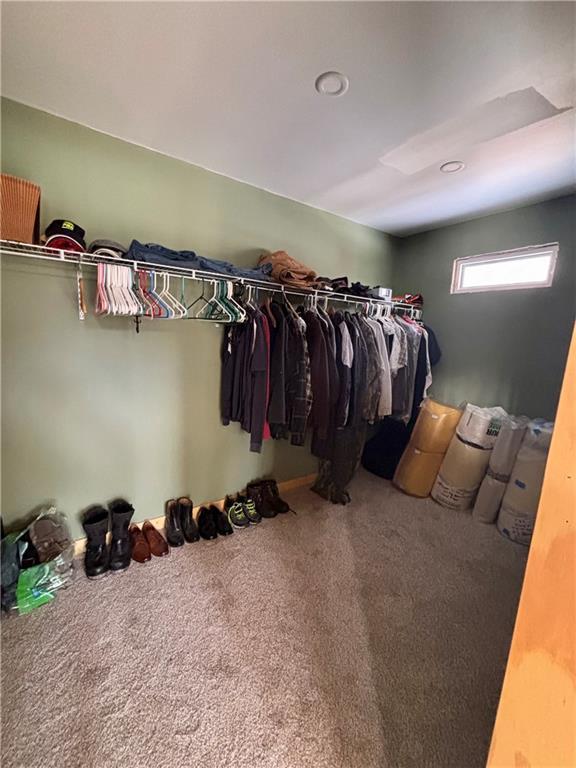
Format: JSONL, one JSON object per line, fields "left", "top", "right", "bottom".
{"left": 1, "top": 99, "right": 395, "bottom": 538}
{"left": 2, "top": 98, "right": 574, "bottom": 539}
{"left": 394, "top": 195, "right": 575, "bottom": 420}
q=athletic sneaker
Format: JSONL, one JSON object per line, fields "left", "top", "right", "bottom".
{"left": 247, "top": 481, "right": 276, "bottom": 518}
{"left": 237, "top": 494, "right": 261, "bottom": 524}
{"left": 224, "top": 495, "right": 250, "bottom": 529}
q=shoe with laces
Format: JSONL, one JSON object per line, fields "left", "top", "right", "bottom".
{"left": 237, "top": 494, "right": 261, "bottom": 524}
{"left": 247, "top": 481, "right": 276, "bottom": 518}
{"left": 224, "top": 495, "right": 250, "bottom": 529}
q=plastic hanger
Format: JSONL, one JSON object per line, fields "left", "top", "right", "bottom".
{"left": 95, "top": 263, "right": 108, "bottom": 315}
{"left": 187, "top": 280, "right": 211, "bottom": 316}
{"left": 149, "top": 272, "right": 171, "bottom": 318}
{"left": 196, "top": 280, "right": 234, "bottom": 322}
{"left": 157, "top": 272, "right": 187, "bottom": 319}
{"left": 225, "top": 281, "right": 246, "bottom": 323}
{"left": 136, "top": 270, "right": 155, "bottom": 317}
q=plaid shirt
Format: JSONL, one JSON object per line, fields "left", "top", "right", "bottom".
{"left": 288, "top": 313, "right": 312, "bottom": 446}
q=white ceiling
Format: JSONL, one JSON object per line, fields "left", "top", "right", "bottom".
{"left": 2, "top": 2, "right": 575, "bottom": 235}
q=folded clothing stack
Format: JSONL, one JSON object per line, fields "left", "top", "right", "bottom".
{"left": 258, "top": 250, "right": 324, "bottom": 290}
{"left": 127, "top": 240, "right": 273, "bottom": 281}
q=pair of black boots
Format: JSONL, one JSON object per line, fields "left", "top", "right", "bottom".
{"left": 165, "top": 497, "right": 233, "bottom": 543}
{"left": 246, "top": 479, "right": 291, "bottom": 518}
{"left": 82, "top": 499, "right": 134, "bottom": 579}
{"left": 164, "top": 497, "right": 198, "bottom": 547}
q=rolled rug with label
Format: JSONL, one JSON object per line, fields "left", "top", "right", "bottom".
{"left": 439, "top": 434, "right": 492, "bottom": 489}
{"left": 432, "top": 434, "right": 492, "bottom": 510}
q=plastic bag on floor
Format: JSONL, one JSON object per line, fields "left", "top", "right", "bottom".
{"left": 2, "top": 506, "right": 75, "bottom": 616}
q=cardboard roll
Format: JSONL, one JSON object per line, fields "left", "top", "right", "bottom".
{"left": 393, "top": 447, "right": 444, "bottom": 498}
{"left": 410, "top": 398, "right": 462, "bottom": 453}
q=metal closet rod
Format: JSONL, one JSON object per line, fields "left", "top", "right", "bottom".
{"left": 0, "top": 239, "right": 421, "bottom": 312}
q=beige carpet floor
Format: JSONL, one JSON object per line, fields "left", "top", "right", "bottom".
{"left": 1, "top": 470, "right": 527, "bottom": 768}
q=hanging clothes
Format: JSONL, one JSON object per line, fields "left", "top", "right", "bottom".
{"left": 331, "top": 311, "right": 353, "bottom": 427}
{"left": 267, "top": 303, "right": 287, "bottom": 435}
{"left": 362, "top": 322, "right": 442, "bottom": 480}
{"left": 220, "top": 307, "right": 271, "bottom": 453}
{"left": 220, "top": 296, "right": 435, "bottom": 490}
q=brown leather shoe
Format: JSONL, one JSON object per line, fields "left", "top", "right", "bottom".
{"left": 143, "top": 521, "right": 169, "bottom": 558}
{"left": 129, "top": 524, "right": 151, "bottom": 563}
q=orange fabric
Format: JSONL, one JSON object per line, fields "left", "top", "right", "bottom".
{"left": 258, "top": 250, "right": 323, "bottom": 289}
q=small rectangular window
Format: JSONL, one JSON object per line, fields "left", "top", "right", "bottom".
{"left": 451, "top": 243, "right": 558, "bottom": 294}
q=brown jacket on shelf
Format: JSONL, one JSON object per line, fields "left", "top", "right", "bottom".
{"left": 258, "top": 250, "right": 324, "bottom": 290}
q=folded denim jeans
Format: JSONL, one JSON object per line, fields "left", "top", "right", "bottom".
{"left": 126, "top": 241, "right": 273, "bottom": 281}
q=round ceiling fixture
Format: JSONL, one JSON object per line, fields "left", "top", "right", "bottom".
{"left": 440, "top": 160, "right": 466, "bottom": 174}
{"left": 315, "top": 71, "right": 349, "bottom": 97}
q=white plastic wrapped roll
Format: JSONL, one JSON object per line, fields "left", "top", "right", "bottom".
{"left": 489, "top": 415, "right": 530, "bottom": 479}
{"left": 456, "top": 404, "right": 508, "bottom": 449}
{"left": 501, "top": 421, "right": 554, "bottom": 518}
{"left": 473, "top": 474, "right": 507, "bottom": 524}
{"left": 439, "top": 434, "right": 492, "bottom": 490}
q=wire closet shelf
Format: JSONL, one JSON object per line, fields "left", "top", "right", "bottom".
{"left": 0, "top": 239, "right": 423, "bottom": 317}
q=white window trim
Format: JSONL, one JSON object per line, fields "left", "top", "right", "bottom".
{"left": 451, "top": 243, "right": 559, "bottom": 295}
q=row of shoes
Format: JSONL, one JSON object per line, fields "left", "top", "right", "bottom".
{"left": 164, "top": 497, "right": 232, "bottom": 546}
{"left": 164, "top": 479, "right": 292, "bottom": 545}
{"left": 83, "top": 499, "right": 170, "bottom": 578}
{"left": 82, "top": 479, "right": 292, "bottom": 578}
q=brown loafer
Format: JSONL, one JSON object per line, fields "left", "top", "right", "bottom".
{"left": 143, "top": 521, "right": 169, "bottom": 558}
{"left": 129, "top": 524, "right": 151, "bottom": 563}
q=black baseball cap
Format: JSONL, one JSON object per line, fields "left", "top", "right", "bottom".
{"left": 44, "top": 219, "right": 86, "bottom": 250}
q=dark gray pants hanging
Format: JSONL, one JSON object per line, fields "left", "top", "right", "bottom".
{"left": 311, "top": 422, "right": 367, "bottom": 504}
